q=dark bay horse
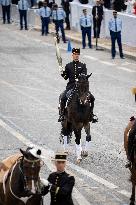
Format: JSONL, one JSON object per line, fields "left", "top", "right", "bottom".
{"left": 0, "top": 148, "right": 44, "bottom": 205}
{"left": 128, "top": 121, "right": 136, "bottom": 205}
{"left": 61, "top": 74, "right": 93, "bottom": 163}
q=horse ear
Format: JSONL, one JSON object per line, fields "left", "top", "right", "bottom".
{"left": 20, "top": 149, "right": 28, "bottom": 157}
{"left": 87, "top": 73, "right": 92, "bottom": 79}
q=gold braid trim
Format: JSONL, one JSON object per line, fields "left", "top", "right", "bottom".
{"left": 55, "top": 187, "right": 60, "bottom": 195}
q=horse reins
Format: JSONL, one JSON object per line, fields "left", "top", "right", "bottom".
{"left": 7, "top": 157, "right": 43, "bottom": 203}
{"left": 19, "top": 157, "right": 43, "bottom": 192}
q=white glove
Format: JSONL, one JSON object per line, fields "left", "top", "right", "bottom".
{"left": 40, "top": 178, "right": 50, "bottom": 186}
{"left": 59, "top": 66, "right": 64, "bottom": 74}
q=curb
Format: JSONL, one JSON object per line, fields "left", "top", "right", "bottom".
{"left": 34, "top": 26, "right": 136, "bottom": 61}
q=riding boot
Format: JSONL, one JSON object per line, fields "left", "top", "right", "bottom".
{"left": 90, "top": 103, "right": 98, "bottom": 123}
{"left": 58, "top": 107, "right": 65, "bottom": 122}
{"left": 58, "top": 99, "right": 66, "bottom": 122}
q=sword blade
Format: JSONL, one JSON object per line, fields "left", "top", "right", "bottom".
{"left": 54, "top": 37, "right": 64, "bottom": 73}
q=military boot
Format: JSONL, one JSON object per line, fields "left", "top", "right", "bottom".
{"left": 58, "top": 108, "right": 65, "bottom": 122}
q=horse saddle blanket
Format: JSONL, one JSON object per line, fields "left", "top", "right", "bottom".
{"left": 0, "top": 153, "right": 22, "bottom": 183}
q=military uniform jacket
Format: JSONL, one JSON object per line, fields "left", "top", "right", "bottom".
{"left": 92, "top": 5, "right": 103, "bottom": 20}
{"left": 44, "top": 171, "right": 75, "bottom": 205}
{"left": 61, "top": 61, "right": 87, "bottom": 90}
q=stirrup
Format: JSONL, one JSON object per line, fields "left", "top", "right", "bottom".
{"left": 91, "top": 114, "right": 98, "bottom": 123}
{"left": 58, "top": 115, "right": 64, "bottom": 122}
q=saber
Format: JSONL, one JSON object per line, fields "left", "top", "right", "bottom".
{"left": 54, "top": 37, "right": 64, "bottom": 74}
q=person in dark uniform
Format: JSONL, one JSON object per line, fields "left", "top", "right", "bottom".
{"left": 103, "top": 0, "right": 111, "bottom": 9}
{"left": 61, "top": 0, "right": 71, "bottom": 30}
{"left": 48, "top": 0, "right": 55, "bottom": 9}
{"left": 41, "top": 152, "right": 75, "bottom": 205}
{"left": 92, "top": 0, "right": 103, "bottom": 38}
{"left": 58, "top": 48, "right": 96, "bottom": 122}
{"left": 113, "top": 0, "right": 127, "bottom": 12}
{"left": 1, "top": 0, "right": 11, "bottom": 24}
{"left": 38, "top": 1, "right": 43, "bottom": 8}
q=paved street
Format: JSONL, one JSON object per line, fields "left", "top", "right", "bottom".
{"left": 0, "top": 21, "right": 136, "bottom": 205}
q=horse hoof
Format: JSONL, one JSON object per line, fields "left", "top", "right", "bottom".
{"left": 81, "top": 151, "right": 88, "bottom": 157}
{"left": 64, "top": 150, "right": 69, "bottom": 154}
{"left": 130, "top": 202, "right": 135, "bottom": 205}
{"left": 76, "top": 158, "right": 82, "bottom": 164}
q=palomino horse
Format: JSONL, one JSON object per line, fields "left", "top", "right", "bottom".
{"left": 0, "top": 148, "right": 44, "bottom": 205}
{"left": 60, "top": 73, "right": 94, "bottom": 163}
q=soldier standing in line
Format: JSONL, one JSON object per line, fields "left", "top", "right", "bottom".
{"left": 38, "top": 1, "right": 51, "bottom": 36}
{"left": 1, "top": 0, "right": 11, "bottom": 24}
{"left": 80, "top": 9, "right": 92, "bottom": 49}
{"left": 18, "top": 0, "right": 29, "bottom": 30}
{"left": 108, "top": 10, "right": 125, "bottom": 59}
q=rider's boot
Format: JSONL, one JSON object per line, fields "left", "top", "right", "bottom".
{"left": 90, "top": 104, "right": 98, "bottom": 123}
{"left": 58, "top": 107, "right": 65, "bottom": 122}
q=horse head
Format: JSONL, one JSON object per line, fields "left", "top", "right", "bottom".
{"left": 20, "top": 147, "right": 44, "bottom": 195}
{"left": 76, "top": 73, "right": 92, "bottom": 105}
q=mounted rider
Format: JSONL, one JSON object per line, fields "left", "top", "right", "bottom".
{"left": 58, "top": 48, "right": 97, "bottom": 122}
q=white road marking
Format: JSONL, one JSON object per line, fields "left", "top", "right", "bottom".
{"left": 7, "top": 84, "right": 47, "bottom": 92}
{"left": 0, "top": 118, "right": 91, "bottom": 205}
{"left": 0, "top": 118, "right": 131, "bottom": 199}
{"left": 84, "top": 55, "right": 136, "bottom": 73}
{"left": 0, "top": 116, "right": 58, "bottom": 122}
{"left": 1, "top": 80, "right": 44, "bottom": 105}
{"left": 69, "top": 162, "right": 118, "bottom": 189}
{"left": 84, "top": 55, "right": 98, "bottom": 61}
{"left": 121, "top": 61, "right": 136, "bottom": 67}
{"left": 0, "top": 80, "right": 57, "bottom": 112}
{"left": 117, "top": 190, "right": 131, "bottom": 198}
{"left": 121, "top": 62, "right": 131, "bottom": 66}
{"left": 117, "top": 66, "right": 136, "bottom": 73}
{"left": 100, "top": 61, "right": 115, "bottom": 66}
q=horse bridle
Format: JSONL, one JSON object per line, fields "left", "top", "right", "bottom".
{"left": 19, "top": 157, "right": 43, "bottom": 195}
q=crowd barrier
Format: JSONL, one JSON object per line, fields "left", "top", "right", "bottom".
{"left": 70, "top": 1, "right": 136, "bottom": 47}
{"left": 0, "top": 3, "right": 136, "bottom": 47}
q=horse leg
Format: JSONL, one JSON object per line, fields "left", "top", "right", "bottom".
{"left": 83, "top": 123, "right": 91, "bottom": 157}
{"left": 67, "top": 122, "right": 72, "bottom": 144}
{"left": 130, "top": 183, "right": 135, "bottom": 205}
{"left": 74, "top": 129, "right": 82, "bottom": 163}
{"left": 60, "top": 121, "right": 71, "bottom": 153}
